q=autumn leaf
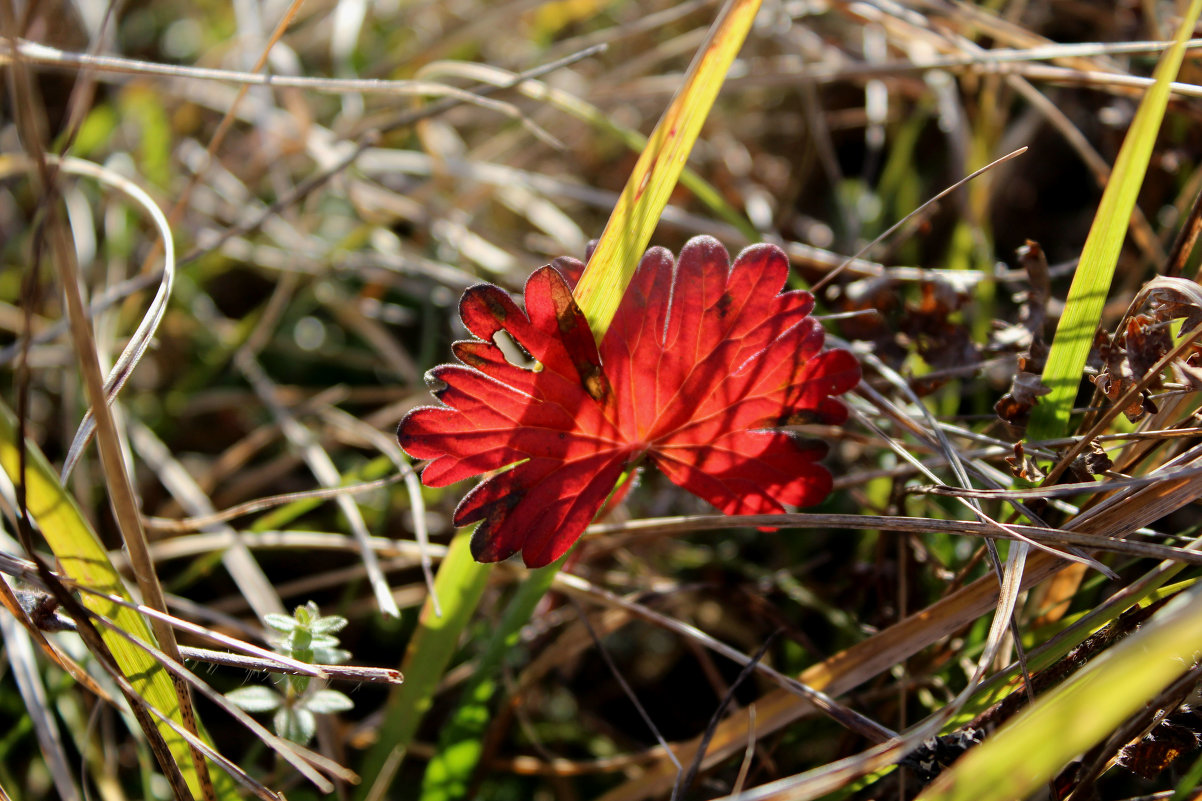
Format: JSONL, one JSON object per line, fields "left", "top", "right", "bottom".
{"left": 398, "top": 236, "right": 861, "bottom": 568}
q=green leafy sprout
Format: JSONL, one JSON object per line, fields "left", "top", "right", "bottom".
{"left": 225, "top": 602, "right": 354, "bottom": 745}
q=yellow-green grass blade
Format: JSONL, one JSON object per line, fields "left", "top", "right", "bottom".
{"left": 915, "top": 582, "right": 1202, "bottom": 801}
{"left": 0, "top": 399, "right": 228, "bottom": 799}
{"left": 572, "top": 0, "right": 762, "bottom": 338}
{"left": 1027, "top": 0, "right": 1202, "bottom": 444}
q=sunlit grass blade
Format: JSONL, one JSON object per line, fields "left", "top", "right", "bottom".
{"left": 914, "top": 583, "right": 1202, "bottom": 801}
{"left": 572, "top": 0, "right": 762, "bottom": 339}
{"left": 1027, "top": 0, "right": 1202, "bottom": 444}
{"left": 0, "top": 400, "right": 233, "bottom": 799}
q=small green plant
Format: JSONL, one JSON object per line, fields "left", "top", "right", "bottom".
{"left": 225, "top": 602, "right": 354, "bottom": 744}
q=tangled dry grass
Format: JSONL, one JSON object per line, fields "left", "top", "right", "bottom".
{"left": 5, "top": 1, "right": 1202, "bottom": 800}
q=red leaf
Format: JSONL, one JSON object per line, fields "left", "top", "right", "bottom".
{"left": 398, "top": 236, "right": 861, "bottom": 567}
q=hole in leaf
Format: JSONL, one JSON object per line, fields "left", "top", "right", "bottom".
{"left": 493, "top": 331, "right": 541, "bottom": 370}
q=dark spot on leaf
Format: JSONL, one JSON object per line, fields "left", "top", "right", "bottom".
{"left": 583, "top": 370, "right": 607, "bottom": 403}
{"left": 484, "top": 294, "right": 508, "bottom": 321}
{"left": 780, "top": 409, "right": 822, "bottom": 425}
{"left": 716, "top": 293, "right": 733, "bottom": 317}
{"left": 547, "top": 276, "right": 581, "bottom": 336}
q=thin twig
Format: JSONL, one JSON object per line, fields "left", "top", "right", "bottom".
{"left": 811, "top": 148, "right": 1027, "bottom": 292}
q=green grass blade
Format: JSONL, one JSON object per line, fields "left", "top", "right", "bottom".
{"left": 417, "top": 558, "right": 562, "bottom": 801}
{"left": 0, "top": 399, "right": 231, "bottom": 799}
{"left": 572, "top": 0, "right": 762, "bottom": 338}
{"left": 914, "top": 583, "right": 1202, "bottom": 801}
{"left": 1027, "top": 1, "right": 1202, "bottom": 443}
{"left": 361, "top": 530, "right": 489, "bottom": 787}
